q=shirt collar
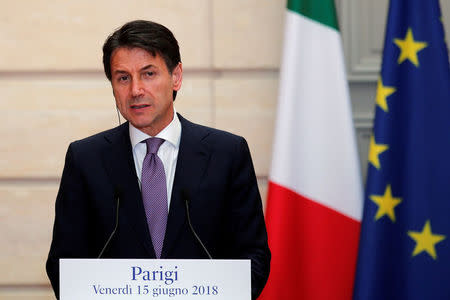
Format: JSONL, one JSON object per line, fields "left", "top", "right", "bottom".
{"left": 129, "top": 108, "right": 181, "bottom": 149}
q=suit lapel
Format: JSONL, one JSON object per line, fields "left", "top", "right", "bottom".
{"left": 162, "top": 114, "right": 212, "bottom": 257}
{"left": 102, "top": 122, "right": 156, "bottom": 257}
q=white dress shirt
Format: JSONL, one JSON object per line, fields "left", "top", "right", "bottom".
{"left": 129, "top": 109, "right": 181, "bottom": 208}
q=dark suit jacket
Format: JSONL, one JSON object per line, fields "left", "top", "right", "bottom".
{"left": 46, "top": 114, "right": 270, "bottom": 299}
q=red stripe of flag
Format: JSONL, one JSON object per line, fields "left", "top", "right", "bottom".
{"left": 260, "top": 181, "right": 360, "bottom": 300}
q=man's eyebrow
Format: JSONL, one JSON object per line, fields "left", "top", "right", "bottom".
{"left": 112, "top": 65, "right": 156, "bottom": 76}
{"left": 140, "top": 64, "right": 155, "bottom": 71}
{"left": 112, "top": 69, "right": 128, "bottom": 75}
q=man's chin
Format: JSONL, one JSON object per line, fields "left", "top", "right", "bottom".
{"left": 128, "top": 117, "right": 155, "bottom": 129}
{"left": 130, "top": 120, "right": 165, "bottom": 136}
{"left": 130, "top": 122, "right": 153, "bottom": 130}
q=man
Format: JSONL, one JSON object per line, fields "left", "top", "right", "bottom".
{"left": 46, "top": 20, "right": 270, "bottom": 299}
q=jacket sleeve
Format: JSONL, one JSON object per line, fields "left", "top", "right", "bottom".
{"left": 46, "top": 143, "right": 93, "bottom": 299}
{"left": 229, "top": 137, "right": 271, "bottom": 299}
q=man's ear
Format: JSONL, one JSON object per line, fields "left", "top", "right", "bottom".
{"left": 172, "top": 62, "right": 183, "bottom": 91}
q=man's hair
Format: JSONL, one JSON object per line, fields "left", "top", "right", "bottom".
{"left": 103, "top": 20, "right": 181, "bottom": 100}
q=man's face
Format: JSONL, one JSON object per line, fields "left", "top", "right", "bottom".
{"left": 110, "top": 47, "right": 182, "bottom": 136}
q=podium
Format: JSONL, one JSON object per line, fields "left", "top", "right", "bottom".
{"left": 60, "top": 259, "right": 250, "bottom": 299}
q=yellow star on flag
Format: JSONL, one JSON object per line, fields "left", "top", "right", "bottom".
{"left": 370, "top": 185, "right": 402, "bottom": 222}
{"left": 376, "top": 78, "right": 396, "bottom": 112}
{"left": 368, "top": 136, "right": 389, "bottom": 169}
{"left": 408, "top": 220, "right": 446, "bottom": 260}
{"left": 394, "top": 28, "right": 428, "bottom": 67}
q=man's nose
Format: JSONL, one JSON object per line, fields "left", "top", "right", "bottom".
{"left": 131, "top": 78, "right": 144, "bottom": 97}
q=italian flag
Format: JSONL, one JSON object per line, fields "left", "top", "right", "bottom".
{"left": 260, "top": 1, "right": 363, "bottom": 299}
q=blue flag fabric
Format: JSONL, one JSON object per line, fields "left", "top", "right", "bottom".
{"left": 353, "top": 1, "right": 450, "bottom": 299}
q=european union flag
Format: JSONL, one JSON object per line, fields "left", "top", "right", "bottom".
{"left": 353, "top": 0, "right": 450, "bottom": 299}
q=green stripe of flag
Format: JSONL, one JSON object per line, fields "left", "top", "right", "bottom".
{"left": 287, "top": 0, "right": 339, "bottom": 31}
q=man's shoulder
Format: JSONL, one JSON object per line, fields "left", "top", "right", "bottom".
{"left": 69, "top": 123, "right": 128, "bottom": 151}
{"left": 178, "top": 114, "right": 250, "bottom": 159}
{"left": 179, "top": 114, "right": 244, "bottom": 144}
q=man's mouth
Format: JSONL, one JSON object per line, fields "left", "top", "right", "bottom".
{"left": 131, "top": 104, "right": 150, "bottom": 109}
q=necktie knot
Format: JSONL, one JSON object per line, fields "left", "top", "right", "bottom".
{"left": 146, "top": 138, "right": 164, "bottom": 155}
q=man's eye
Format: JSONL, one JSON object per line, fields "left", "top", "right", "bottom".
{"left": 119, "top": 76, "right": 129, "bottom": 81}
{"left": 145, "top": 72, "right": 154, "bottom": 77}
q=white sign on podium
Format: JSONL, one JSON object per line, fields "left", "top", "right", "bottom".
{"left": 60, "top": 259, "right": 250, "bottom": 300}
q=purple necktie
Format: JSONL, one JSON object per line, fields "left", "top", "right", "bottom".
{"left": 141, "top": 138, "right": 168, "bottom": 258}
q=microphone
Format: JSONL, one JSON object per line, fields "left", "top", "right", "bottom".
{"left": 182, "top": 189, "right": 212, "bottom": 259}
{"left": 98, "top": 187, "right": 121, "bottom": 258}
